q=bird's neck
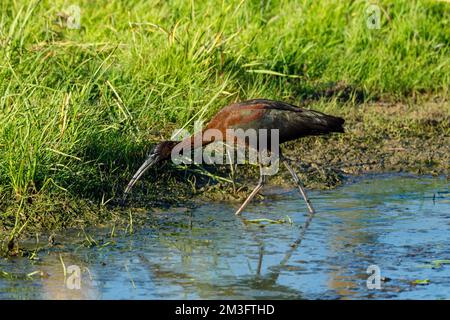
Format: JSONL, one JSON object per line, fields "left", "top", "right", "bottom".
{"left": 174, "top": 130, "right": 213, "bottom": 151}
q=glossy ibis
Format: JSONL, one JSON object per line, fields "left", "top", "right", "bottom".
{"left": 124, "top": 99, "right": 345, "bottom": 215}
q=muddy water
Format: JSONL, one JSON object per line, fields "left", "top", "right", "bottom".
{"left": 0, "top": 174, "right": 449, "bottom": 299}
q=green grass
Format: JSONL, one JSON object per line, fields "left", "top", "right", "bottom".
{"left": 0, "top": 0, "right": 449, "bottom": 244}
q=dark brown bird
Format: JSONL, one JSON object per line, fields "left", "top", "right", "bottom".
{"left": 123, "top": 99, "right": 344, "bottom": 215}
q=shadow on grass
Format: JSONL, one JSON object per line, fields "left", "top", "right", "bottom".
{"left": 221, "top": 54, "right": 370, "bottom": 104}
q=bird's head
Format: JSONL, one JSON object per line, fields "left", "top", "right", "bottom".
{"left": 123, "top": 140, "right": 179, "bottom": 198}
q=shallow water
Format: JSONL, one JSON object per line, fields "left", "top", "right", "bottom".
{"left": 1, "top": 174, "right": 449, "bottom": 300}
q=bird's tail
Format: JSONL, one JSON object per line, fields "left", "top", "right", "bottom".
{"left": 302, "top": 109, "right": 345, "bottom": 135}
{"left": 323, "top": 114, "right": 345, "bottom": 133}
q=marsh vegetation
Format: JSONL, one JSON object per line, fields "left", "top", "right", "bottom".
{"left": 0, "top": 0, "right": 448, "bottom": 250}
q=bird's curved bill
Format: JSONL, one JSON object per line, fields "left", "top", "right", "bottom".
{"left": 123, "top": 154, "right": 158, "bottom": 198}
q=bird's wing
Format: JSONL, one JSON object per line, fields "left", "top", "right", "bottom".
{"left": 264, "top": 107, "right": 344, "bottom": 143}
{"left": 206, "top": 99, "right": 344, "bottom": 144}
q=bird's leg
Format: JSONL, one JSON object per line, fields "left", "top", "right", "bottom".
{"left": 235, "top": 165, "right": 266, "bottom": 216}
{"left": 282, "top": 160, "right": 315, "bottom": 214}
{"left": 225, "top": 145, "right": 238, "bottom": 194}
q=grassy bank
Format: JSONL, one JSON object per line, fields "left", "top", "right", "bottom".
{"left": 1, "top": 0, "right": 449, "bottom": 249}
